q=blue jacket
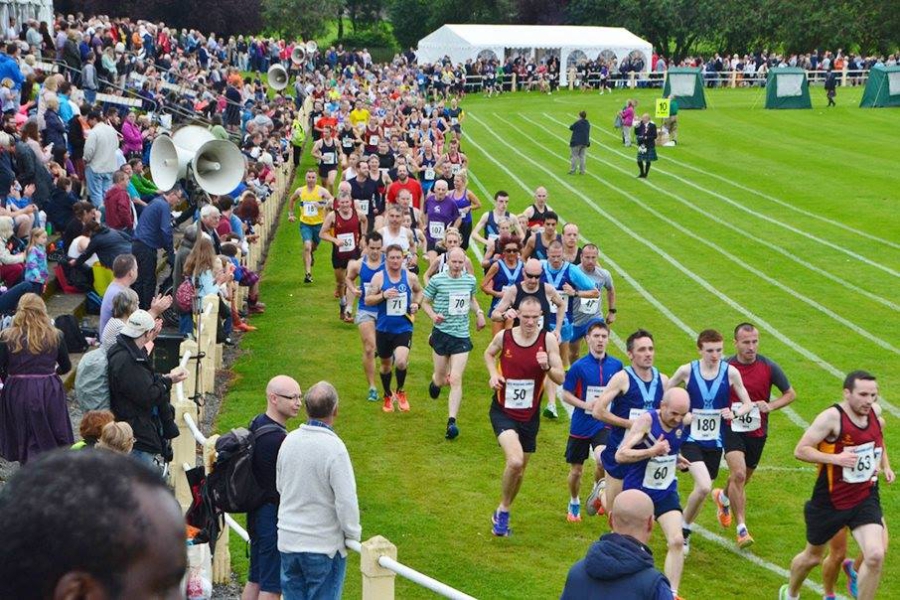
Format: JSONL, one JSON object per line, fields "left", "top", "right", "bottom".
{"left": 133, "top": 196, "right": 174, "bottom": 259}
{"left": 560, "top": 533, "right": 673, "bottom": 600}
{"left": 0, "top": 54, "right": 23, "bottom": 91}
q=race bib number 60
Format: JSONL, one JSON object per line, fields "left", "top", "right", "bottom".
{"left": 642, "top": 454, "right": 676, "bottom": 490}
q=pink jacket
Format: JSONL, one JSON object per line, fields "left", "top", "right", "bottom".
{"left": 120, "top": 120, "right": 143, "bottom": 154}
{"left": 620, "top": 106, "right": 635, "bottom": 127}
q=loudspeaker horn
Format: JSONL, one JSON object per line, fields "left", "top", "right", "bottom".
{"left": 191, "top": 139, "right": 246, "bottom": 196}
{"left": 291, "top": 45, "right": 306, "bottom": 64}
{"left": 305, "top": 40, "right": 318, "bottom": 55}
{"left": 268, "top": 64, "right": 288, "bottom": 90}
{"left": 149, "top": 134, "right": 180, "bottom": 192}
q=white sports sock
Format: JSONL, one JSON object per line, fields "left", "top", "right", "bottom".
{"left": 737, "top": 522, "right": 747, "bottom": 534}
{"left": 571, "top": 497, "right": 580, "bottom": 504}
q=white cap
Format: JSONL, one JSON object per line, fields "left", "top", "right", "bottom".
{"left": 120, "top": 310, "right": 155, "bottom": 338}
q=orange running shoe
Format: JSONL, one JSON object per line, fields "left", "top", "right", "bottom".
{"left": 396, "top": 390, "right": 410, "bottom": 412}
{"left": 382, "top": 395, "right": 394, "bottom": 412}
{"left": 713, "top": 488, "right": 732, "bottom": 528}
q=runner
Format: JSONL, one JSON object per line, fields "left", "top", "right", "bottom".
{"left": 481, "top": 234, "right": 523, "bottom": 335}
{"left": 390, "top": 189, "right": 425, "bottom": 261}
{"left": 365, "top": 244, "right": 424, "bottom": 413}
{"left": 416, "top": 139, "right": 440, "bottom": 196}
{"left": 561, "top": 222, "right": 582, "bottom": 265}
{"left": 522, "top": 186, "right": 550, "bottom": 230}
{"left": 780, "top": 371, "right": 891, "bottom": 600}
{"left": 568, "top": 244, "right": 616, "bottom": 365}
{"left": 379, "top": 204, "right": 417, "bottom": 271}
{"left": 319, "top": 185, "right": 365, "bottom": 319}
{"left": 490, "top": 258, "right": 565, "bottom": 336}
{"left": 423, "top": 180, "right": 461, "bottom": 262}
{"left": 349, "top": 160, "right": 379, "bottom": 234}
{"left": 484, "top": 296, "right": 565, "bottom": 537}
{"left": 561, "top": 322, "right": 623, "bottom": 522}
{"left": 593, "top": 329, "right": 668, "bottom": 517}
{"left": 479, "top": 217, "right": 517, "bottom": 272}
{"left": 437, "top": 137, "right": 468, "bottom": 176}
{"left": 447, "top": 170, "right": 481, "bottom": 250}
{"left": 344, "top": 232, "right": 384, "bottom": 402}
{"left": 423, "top": 227, "right": 474, "bottom": 285}
{"left": 522, "top": 211, "right": 560, "bottom": 260}
{"left": 422, "top": 247, "right": 486, "bottom": 440}
{"left": 616, "top": 388, "right": 692, "bottom": 600}
{"left": 471, "top": 190, "right": 518, "bottom": 252}
{"left": 713, "top": 323, "right": 796, "bottom": 548}
{"left": 541, "top": 240, "right": 599, "bottom": 419}
{"left": 311, "top": 125, "right": 342, "bottom": 191}
{"left": 666, "top": 329, "right": 753, "bottom": 556}
{"left": 287, "top": 169, "right": 334, "bottom": 284}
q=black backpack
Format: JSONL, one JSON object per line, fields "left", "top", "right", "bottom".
{"left": 54, "top": 314, "right": 88, "bottom": 353}
{"left": 207, "top": 424, "right": 284, "bottom": 513}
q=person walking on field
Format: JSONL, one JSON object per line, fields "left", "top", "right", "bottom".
{"left": 568, "top": 111, "right": 590, "bottom": 175}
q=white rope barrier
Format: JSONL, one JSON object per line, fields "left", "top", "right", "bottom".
{"left": 175, "top": 351, "right": 192, "bottom": 403}
{"left": 377, "top": 555, "right": 477, "bottom": 600}
{"left": 183, "top": 412, "right": 207, "bottom": 445}
{"left": 224, "top": 514, "right": 250, "bottom": 542}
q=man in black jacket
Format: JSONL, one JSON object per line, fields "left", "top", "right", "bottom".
{"left": 568, "top": 110, "right": 591, "bottom": 175}
{"left": 108, "top": 310, "right": 187, "bottom": 475}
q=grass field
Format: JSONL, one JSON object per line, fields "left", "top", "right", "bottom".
{"left": 218, "top": 85, "right": 899, "bottom": 599}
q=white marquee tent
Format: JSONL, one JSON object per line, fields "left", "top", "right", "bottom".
{"left": 417, "top": 24, "right": 653, "bottom": 86}
{"left": 0, "top": 0, "right": 55, "bottom": 35}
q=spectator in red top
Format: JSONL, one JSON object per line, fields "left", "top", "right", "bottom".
{"left": 103, "top": 171, "right": 134, "bottom": 233}
{"left": 216, "top": 195, "right": 235, "bottom": 237}
{"left": 386, "top": 164, "right": 423, "bottom": 210}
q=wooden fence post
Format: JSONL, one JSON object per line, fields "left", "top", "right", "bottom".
{"left": 360, "top": 536, "right": 397, "bottom": 600}
{"left": 171, "top": 398, "right": 198, "bottom": 512}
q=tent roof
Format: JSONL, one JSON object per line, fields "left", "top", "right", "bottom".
{"left": 419, "top": 24, "right": 652, "bottom": 50}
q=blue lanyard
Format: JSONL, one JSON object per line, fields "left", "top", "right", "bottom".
{"left": 307, "top": 419, "right": 333, "bottom": 431}
{"left": 691, "top": 361, "right": 728, "bottom": 409}
{"left": 625, "top": 366, "right": 660, "bottom": 409}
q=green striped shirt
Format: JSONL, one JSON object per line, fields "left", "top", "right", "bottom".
{"left": 424, "top": 271, "right": 477, "bottom": 338}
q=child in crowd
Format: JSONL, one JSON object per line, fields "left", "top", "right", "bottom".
{"left": 24, "top": 227, "right": 49, "bottom": 293}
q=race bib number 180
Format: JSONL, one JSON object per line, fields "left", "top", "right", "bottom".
{"left": 691, "top": 409, "right": 721, "bottom": 442}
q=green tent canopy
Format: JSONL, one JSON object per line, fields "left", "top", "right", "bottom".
{"left": 765, "top": 68, "right": 812, "bottom": 109}
{"left": 859, "top": 65, "right": 900, "bottom": 107}
{"left": 662, "top": 68, "right": 706, "bottom": 109}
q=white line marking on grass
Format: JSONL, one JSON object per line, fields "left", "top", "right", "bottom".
{"left": 543, "top": 113, "right": 900, "bottom": 279}
{"left": 577, "top": 113, "right": 900, "bottom": 252}
{"left": 692, "top": 524, "right": 846, "bottom": 599}
{"left": 535, "top": 118, "right": 900, "bottom": 313}
{"left": 518, "top": 113, "right": 900, "bottom": 355}
{"left": 467, "top": 112, "right": 900, "bottom": 420}
{"left": 782, "top": 407, "right": 811, "bottom": 429}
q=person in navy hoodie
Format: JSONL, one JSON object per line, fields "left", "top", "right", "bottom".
{"left": 561, "top": 489, "right": 674, "bottom": 600}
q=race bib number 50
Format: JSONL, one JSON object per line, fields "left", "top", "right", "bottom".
{"left": 504, "top": 379, "right": 535, "bottom": 410}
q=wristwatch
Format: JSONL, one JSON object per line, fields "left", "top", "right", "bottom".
{"left": 608, "top": 308, "right": 617, "bottom": 313}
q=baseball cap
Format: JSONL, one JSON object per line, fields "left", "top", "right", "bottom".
{"left": 120, "top": 310, "right": 155, "bottom": 338}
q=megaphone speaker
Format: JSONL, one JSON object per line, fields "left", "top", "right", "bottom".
{"left": 192, "top": 140, "right": 246, "bottom": 196}
{"left": 149, "top": 135, "right": 180, "bottom": 192}
{"left": 268, "top": 64, "right": 288, "bottom": 90}
{"left": 292, "top": 46, "right": 306, "bottom": 64}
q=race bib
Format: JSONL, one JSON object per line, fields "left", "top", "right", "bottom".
{"left": 342, "top": 138, "right": 354, "bottom": 148}
{"left": 580, "top": 298, "right": 600, "bottom": 315}
{"left": 504, "top": 379, "right": 535, "bottom": 410}
{"left": 337, "top": 232, "right": 355, "bottom": 253}
{"left": 585, "top": 385, "right": 604, "bottom": 416}
{"left": 451, "top": 164, "right": 462, "bottom": 176}
{"left": 448, "top": 291, "right": 469, "bottom": 316}
{"left": 303, "top": 203, "right": 319, "bottom": 217}
{"left": 323, "top": 152, "right": 336, "bottom": 165}
{"left": 642, "top": 454, "right": 676, "bottom": 490}
{"left": 429, "top": 220, "right": 445, "bottom": 240}
{"left": 730, "top": 403, "right": 761, "bottom": 433}
{"left": 691, "top": 409, "right": 721, "bottom": 442}
{"left": 424, "top": 167, "right": 435, "bottom": 180}
{"left": 369, "top": 135, "right": 379, "bottom": 146}
{"left": 843, "top": 442, "right": 876, "bottom": 484}
{"left": 386, "top": 294, "right": 407, "bottom": 316}
{"left": 629, "top": 408, "right": 647, "bottom": 423}
{"left": 356, "top": 199, "right": 369, "bottom": 214}
{"left": 451, "top": 117, "right": 459, "bottom": 125}
{"left": 488, "top": 232, "right": 499, "bottom": 241}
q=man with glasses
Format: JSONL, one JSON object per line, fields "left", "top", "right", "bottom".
{"left": 243, "top": 376, "right": 303, "bottom": 600}
{"left": 490, "top": 258, "right": 565, "bottom": 335}
{"left": 484, "top": 296, "right": 565, "bottom": 537}
{"left": 422, "top": 248, "right": 486, "bottom": 440}
{"left": 481, "top": 234, "right": 524, "bottom": 336}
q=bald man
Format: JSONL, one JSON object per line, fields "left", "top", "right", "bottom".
{"left": 561, "top": 489, "right": 674, "bottom": 599}
{"left": 243, "top": 375, "right": 303, "bottom": 600}
{"left": 615, "top": 388, "right": 692, "bottom": 599}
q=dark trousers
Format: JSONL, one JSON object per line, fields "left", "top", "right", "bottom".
{"left": 132, "top": 240, "right": 159, "bottom": 310}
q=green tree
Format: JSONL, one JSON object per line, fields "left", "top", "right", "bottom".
{"left": 388, "top": 0, "right": 433, "bottom": 49}
{"left": 261, "top": 0, "right": 341, "bottom": 39}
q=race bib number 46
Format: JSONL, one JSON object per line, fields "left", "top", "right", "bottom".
{"left": 504, "top": 379, "right": 535, "bottom": 410}
{"left": 691, "top": 409, "right": 721, "bottom": 442}
{"left": 843, "top": 442, "right": 876, "bottom": 484}
{"left": 730, "top": 403, "right": 761, "bottom": 433}
{"left": 642, "top": 454, "right": 676, "bottom": 490}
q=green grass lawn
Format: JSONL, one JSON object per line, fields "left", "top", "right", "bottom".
{"left": 218, "top": 85, "right": 899, "bottom": 598}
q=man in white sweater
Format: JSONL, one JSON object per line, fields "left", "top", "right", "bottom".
{"left": 83, "top": 109, "right": 121, "bottom": 208}
{"left": 277, "top": 381, "right": 361, "bottom": 599}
